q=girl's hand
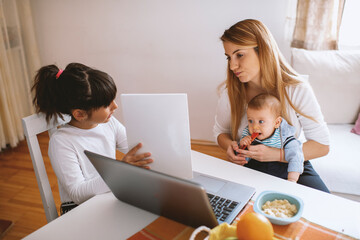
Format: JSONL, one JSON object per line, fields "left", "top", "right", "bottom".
{"left": 239, "top": 144, "right": 282, "bottom": 162}
{"left": 227, "top": 141, "right": 248, "bottom": 166}
{"left": 122, "top": 143, "right": 153, "bottom": 169}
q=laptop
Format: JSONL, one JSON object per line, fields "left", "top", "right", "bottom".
{"left": 120, "top": 94, "right": 193, "bottom": 179}
{"left": 85, "top": 150, "right": 255, "bottom": 228}
{"left": 88, "top": 93, "right": 255, "bottom": 226}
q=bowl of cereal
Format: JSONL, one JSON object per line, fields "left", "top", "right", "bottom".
{"left": 253, "top": 190, "right": 304, "bottom": 225}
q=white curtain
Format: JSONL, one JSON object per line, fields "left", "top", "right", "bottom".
{"left": 0, "top": 0, "right": 40, "bottom": 150}
{"left": 291, "top": 0, "right": 345, "bottom": 50}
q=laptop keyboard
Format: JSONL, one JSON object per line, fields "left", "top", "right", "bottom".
{"left": 207, "top": 193, "right": 239, "bottom": 222}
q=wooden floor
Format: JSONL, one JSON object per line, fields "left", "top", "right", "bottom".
{"left": 0, "top": 133, "right": 227, "bottom": 239}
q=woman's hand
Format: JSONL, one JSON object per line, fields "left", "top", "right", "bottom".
{"left": 122, "top": 143, "right": 153, "bottom": 169}
{"left": 238, "top": 144, "right": 282, "bottom": 162}
{"left": 227, "top": 141, "right": 248, "bottom": 166}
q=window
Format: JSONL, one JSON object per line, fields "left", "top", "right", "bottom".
{"left": 338, "top": 0, "right": 360, "bottom": 49}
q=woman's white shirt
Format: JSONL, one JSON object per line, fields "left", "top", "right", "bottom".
{"left": 48, "top": 117, "right": 128, "bottom": 204}
{"left": 213, "top": 77, "right": 330, "bottom": 145}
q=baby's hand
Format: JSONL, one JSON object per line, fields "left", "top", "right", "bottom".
{"left": 240, "top": 135, "right": 252, "bottom": 149}
{"left": 287, "top": 172, "right": 300, "bottom": 183}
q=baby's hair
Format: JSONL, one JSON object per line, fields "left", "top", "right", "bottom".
{"left": 247, "top": 93, "right": 281, "bottom": 117}
{"left": 32, "top": 62, "right": 117, "bottom": 122}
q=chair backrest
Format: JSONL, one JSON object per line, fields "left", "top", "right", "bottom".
{"left": 22, "top": 113, "right": 70, "bottom": 223}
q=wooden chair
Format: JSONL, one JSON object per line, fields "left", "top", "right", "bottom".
{"left": 22, "top": 113, "right": 70, "bottom": 223}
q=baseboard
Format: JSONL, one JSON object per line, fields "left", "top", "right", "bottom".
{"left": 190, "top": 139, "right": 217, "bottom": 146}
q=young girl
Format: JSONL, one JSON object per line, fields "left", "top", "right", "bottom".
{"left": 32, "top": 63, "right": 153, "bottom": 213}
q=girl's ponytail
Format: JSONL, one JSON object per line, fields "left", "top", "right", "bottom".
{"left": 32, "top": 62, "right": 117, "bottom": 123}
{"left": 32, "top": 65, "right": 62, "bottom": 122}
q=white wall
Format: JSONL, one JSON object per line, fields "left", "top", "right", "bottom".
{"left": 30, "top": 0, "right": 290, "bottom": 142}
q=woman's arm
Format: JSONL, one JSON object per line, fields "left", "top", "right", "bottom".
{"left": 217, "top": 133, "right": 233, "bottom": 150}
{"left": 217, "top": 133, "right": 248, "bottom": 165}
{"left": 240, "top": 144, "right": 282, "bottom": 162}
{"left": 302, "top": 140, "right": 329, "bottom": 161}
{"left": 242, "top": 140, "right": 329, "bottom": 162}
{"left": 286, "top": 79, "right": 330, "bottom": 161}
{"left": 214, "top": 89, "right": 248, "bottom": 165}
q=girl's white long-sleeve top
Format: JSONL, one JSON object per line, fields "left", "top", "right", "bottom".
{"left": 48, "top": 116, "right": 128, "bottom": 204}
{"left": 213, "top": 77, "right": 330, "bottom": 145}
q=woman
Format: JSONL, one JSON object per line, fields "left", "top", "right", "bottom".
{"left": 213, "top": 19, "right": 330, "bottom": 192}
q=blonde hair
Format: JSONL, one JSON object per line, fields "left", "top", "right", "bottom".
{"left": 248, "top": 93, "right": 281, "bottom": 117}
{"left": 220, "top": 19, "right": 314, "bottom": 140}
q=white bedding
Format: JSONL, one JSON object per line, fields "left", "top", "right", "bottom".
{"left": 311, "top": 124, "right": 360, "bottom": 199}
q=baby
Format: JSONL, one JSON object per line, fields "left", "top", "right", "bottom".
{"left": 240, "top": 93, "right": 304, "bottom": 182}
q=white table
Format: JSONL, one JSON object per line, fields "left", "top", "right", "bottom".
{"left": 24, "top": 151, "right": 360, "bottom": 240}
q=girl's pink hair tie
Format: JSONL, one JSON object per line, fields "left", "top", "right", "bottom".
{"left": 56, "top": 69, "right": 63, "bottom": 79}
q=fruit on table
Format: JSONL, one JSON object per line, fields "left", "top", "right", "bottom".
{"left": 236, "top": 212, "right": 274, "bottom": 240}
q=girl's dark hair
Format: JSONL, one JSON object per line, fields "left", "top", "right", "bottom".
{"left": 32, "top": 62, "right": 117, "bottom": 122}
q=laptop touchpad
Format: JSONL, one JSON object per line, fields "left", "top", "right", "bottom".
{"left": 192, "top": 175, "right": 226, "bottom": 193}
